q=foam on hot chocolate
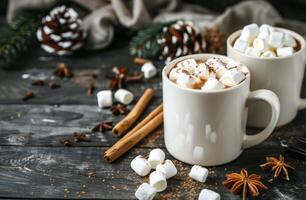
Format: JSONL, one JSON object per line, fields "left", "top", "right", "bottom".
{"left": 168, "top": 57, "right": 249, "bottom": 91}
{"left": 233, "top": 23, "right": 300, "bottom": 57}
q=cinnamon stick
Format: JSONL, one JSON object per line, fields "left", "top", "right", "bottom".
{"left": 104, "top": 111, "right": 163, "bottom": 163}
{"left": 134, "top": 57, "right": 151, "bottom": 65}
{"left": 112, "top": 88, "right": 154, "bottom": 137}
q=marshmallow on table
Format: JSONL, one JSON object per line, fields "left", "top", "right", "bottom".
{"left": 284, "top": 33, "right": 297, "bottom": 47}
{"left": 198, "top": 189, "right": 221, "bottom": 200}
{"left": 176, "top": 74, "right": 196, "bottom": 89}
{"left": 261, "top": 50, "right": 276, "bottom": 58}
{"left": 233, "top": 38, "right": 249, "bottom": 53}
{"left": 240, "top": 23, "right": 259, "bottom": 42}
{"left": 189, "top": 165, "right": 209, "bottom": 183}
{"left": 97, "top": 90, "right": 112, "bottom": 108}
{"left": 141, "top": 62, "right": 157, "bottom": 79}
{"left": 201, "top": 78, "right": 224, "bottom": 91}
{"left": 253, "top": 38, "right": 268, "bottom": 52}
{"left": 220, "top": 69, "right": 246, "bottom": 87}
{"left": 245, "top": 47, "right": 261, "bottom": 57}
{"left": 149, "top": 171, "right": 167, "bottom": 192}
{"left": 148, "top": 148, "right": 165, "bottom": 169}
{"left": 156, "top": 160, "right": 177, "bottom": 179}
{"left": 269, "top": 31, "right": 284, "bottom": 49}
{"left": 114, "top": 89, "right": 134, "bottom": 105}
{"left": 131, "top": 155, "right": 151, "bottom": 176}
{"left": 135, "top": 183, "right": 156, "bottom": 200}
{"left": 277, "top": 47, "right": 294, "bottom": 57}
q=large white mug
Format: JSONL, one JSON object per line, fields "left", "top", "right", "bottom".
{"left": 227, "top": 28, "right": 306, "bottom": 127}
{"left": 162, "top": 54, "right": 280, "bottom": 166}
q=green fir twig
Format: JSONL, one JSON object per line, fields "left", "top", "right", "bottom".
{"left": 0, "top": 12, "right": 43, "bottom": 66}
{"left": 129, "top": 21, "right": 177, "bottom": 59}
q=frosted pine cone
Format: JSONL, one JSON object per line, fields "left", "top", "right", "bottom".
{"left": 158, "top": 21, "right": 206, "bottom": 63}
{"left": 37, "top": 5, "right": 86, "bottom": 55}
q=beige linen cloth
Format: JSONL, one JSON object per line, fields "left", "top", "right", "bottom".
{"left": 6, "top": 0, "right": 306, "bottom": 50}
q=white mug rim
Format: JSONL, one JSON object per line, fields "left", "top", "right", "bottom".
{"left": 162, "top": 54, "right": 250, "bottom": 94}
{"left": 227, "top": 27, "right": 306, "bottom": 60}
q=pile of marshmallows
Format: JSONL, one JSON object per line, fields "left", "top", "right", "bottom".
{"left": 233, "top": 23, "right": 297, "bottom": 57}
{"left": 169, "top": 57, "right": 248, "bottom": 91}
{"left": 132, "top": 148, "right": 220, "bottom": 200}
{"left": 96, "top": 62, "right": 157, "bottom": 108}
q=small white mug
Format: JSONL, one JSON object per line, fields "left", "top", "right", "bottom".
{"left": 162, "top": 54, "right": 280, "bottom": 166}
{"left": 227, "top": 28, "right": 306, "bottom": 127}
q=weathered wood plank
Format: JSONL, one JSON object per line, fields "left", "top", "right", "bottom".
{"left": 0, "top": 146, "right": 304, "bottom": 199}
{"left": 0, "top": 104, "right": 305, "bottom": 148}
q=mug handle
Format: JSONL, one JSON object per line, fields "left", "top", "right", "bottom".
{"left": 243, "top": 90, "right": 280, "bottom": 148}
{"left": 298, "top": 98, "right": 306, "bottom": 110}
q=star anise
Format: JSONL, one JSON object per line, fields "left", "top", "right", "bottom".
{"left": 223, "top": 169, "right": 268, "bottom": 200}
{"left": 111, "top": 104, "right": 128, "bottom": 115}
{"left": 109, "top": 66, "right": 143, "bottom": 90}
{"left": 54, "top": 63, "right": 73, "bottom": 78}
{"left": 260, "top": 155, "right": 294, "bottom": 181}
{"left": 91, "top": 121, "right": 113, "bottom": 133}
{"left": 73, "top": 132, "right": 91, "bottom": 143}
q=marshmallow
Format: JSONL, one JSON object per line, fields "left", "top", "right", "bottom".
{"left": 201, "top": 78, "right": 225, "bottom": 91}
{"left": 240, "top": 23, "right": 259, "bottom": 41}
{"left": 176, "top": 74, "right": 195, "bottom": 89}
{"left": 114, "top": 89, "right": 134, "bottom": 105}
{"left": 284, "top": 33, "right": 297, "bottom": 47}
{"left": 195, "top": 63, "right": 210, "bottom": 81}
{"left": 261, "top": 50, "right": 276, "bottom": 58}
{"left": 259, "top": 24, "right": 274, "bottom": 33}
{"left": 131, "top": 155, "right": 151, "bottom": 176}
{"left": 245, "top": 47, "right": 261, "bottom": 57}
{"left": 198, "top": 189, "right": 221, "bottom": 200}
{"left": 177, "top": 58, "right": 197, "bottom": 71}
{"left": 97, "top": 90, "right": 112, "bottom": 108}
{"left": 189, "top": 165, "right": 208, "bottom": 183}
{"left": 141, "top": 62, "right": 157, "bottom": 79}
{"left": 257, "top": 29, "right": 270, "bottom": 42}
{"left": 253, "top": 38, "right": 268, "bottom": 52}
{"left": 206, "top": 57, "right": 225, "bottom": 71}
{"left": 156, "top": 160, "right": 177, "bottom": 179}
{"left": 169, "top": 67, "right": 181, "bottom": 82}
{"left": 215, "top": 67, "right": 230, "bottom": 79}
{"left": 226, "top": 60, "right": 242, "bottom": 70}
{"left": 149, "top": 171, "right": 167, "bottom": 192}
{"left": 276, "top": 47, "right": 294, "bottom": 57}
{"left": 135, "top": 183, "right": 156, "bottom": 200}
{"left": 220, "top": 69, "right": 246, "bottom": 87}
{"left": 148, "top": 148, "right": 165, "bottom": 169}
{"left": 233, "top": 38, "right": 249, "bottom": 53}
{"left": 269, "top": 32, "right": 284, "bottom": 49}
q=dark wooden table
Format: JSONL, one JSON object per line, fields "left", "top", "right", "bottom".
{"left": 0, "top": 27, "right": 306, "bottom": 200}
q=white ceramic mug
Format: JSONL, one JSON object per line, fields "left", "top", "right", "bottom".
{"left": 227, "top": 28, "right": 306, "bottom": 127}
{"left": 162, "top": 54, "right": 280, "bottom": 166}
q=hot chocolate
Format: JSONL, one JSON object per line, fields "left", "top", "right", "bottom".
{"left": 168, "top": 57, "right": 249, "bottom": 91}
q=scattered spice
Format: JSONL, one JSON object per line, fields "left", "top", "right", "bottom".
{"left": 204, "top": 27, "right": 227, "bottom": 54}
{"left": 91, "top": 121, "right": 113, "bottom": 133}
{"left": 87, "top": 82, "right": 95, "bottom": 96}
{"left": 73, "top": 132, "right": 91, "bottom": 143}
{"left": 134, "top": 57, "right": 151, "bottom": 65}
{"left": 109, "top": 66, "right": 143, "bottom": 90}
{"left": 60, "top": 139, "right": 72, "bottom": 146}
{"left": 223, "top": 169, "right": 268, "bottom": 200}
{"left": 54, "top": 62, "right": 73, "bottom": 78}
{"left": 111, "top": 104, "right": 128, "bottom": 115}
{"left": 260, "top": 155, "right": 295, "bottom": 180}
{"left": 22, "top": 91, "right": 35, "bottom": 101}
{"left": 32, "top": 80, "right": 45, "bottom": 86}
{"left": 49, "top": 81, "right": 61, "bottom": 89}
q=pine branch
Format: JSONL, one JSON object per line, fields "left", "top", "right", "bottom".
{"left": 129, "top": 21, "right": 177, "bottom": 59}
{"left": 0, "top": 12, "right": 43, "bottom": 66}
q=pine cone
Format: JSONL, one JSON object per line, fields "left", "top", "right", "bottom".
{"left": 36, "top": 5, "right": 86, "bottom": 55}
{"left": 158, "top": 21, "right": 206, "bottom": 63}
